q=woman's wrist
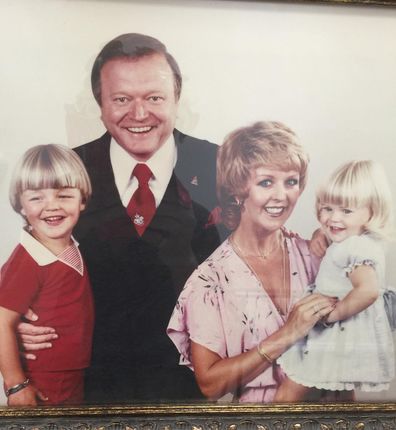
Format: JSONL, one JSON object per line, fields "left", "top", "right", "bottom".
{"left": 274, "top": 324, "right": 299, "bottom": 351}
{"left": 256, "top": 342, "right": 274, "bottom": 364}
{"left": 256, "top": 330, "right": 291, "bottom": 364}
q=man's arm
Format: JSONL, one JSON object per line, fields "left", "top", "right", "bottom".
{"left": 17, "top": 308, "right": 58, "bottom": 360}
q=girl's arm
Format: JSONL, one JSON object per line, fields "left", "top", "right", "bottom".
{"left": 191, "top": 293, "right": 336, "bottom": 399}
{"left": 326, "top": 264, "right": 379, "bottom": 323}
{"left": 0, "top": 306, "right": 40, "bottom": 406}
{"left": 309, "top": 228, "right": 330, "bottom": 259}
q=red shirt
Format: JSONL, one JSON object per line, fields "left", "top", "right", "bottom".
{"left": 0, "top": 231, "right": 94, "bottom": 372}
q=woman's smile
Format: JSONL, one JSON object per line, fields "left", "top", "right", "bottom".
{"left": 264, "top": 206, "right": 286, "bottom": 216}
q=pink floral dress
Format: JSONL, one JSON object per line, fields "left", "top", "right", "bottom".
{"left": 167, "top": 230, "right": 319, "bottom": 402}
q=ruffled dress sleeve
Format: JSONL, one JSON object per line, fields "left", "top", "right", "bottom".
{"left": 332, "top": 234, "right": 385, "bottom": 280}
{"left": 167, "top": 246, "right": 229, "bottom": 369}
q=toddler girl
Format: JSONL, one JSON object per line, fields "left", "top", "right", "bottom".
{"left": 0, "top": 144, "right": 94, "bottom": 406}
{"left": 275, "top": 160, "right": 394, "bottom": 401}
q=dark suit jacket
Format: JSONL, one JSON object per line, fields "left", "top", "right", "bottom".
{"left": 74, "top": 130, "right": 223, "bottom": 403}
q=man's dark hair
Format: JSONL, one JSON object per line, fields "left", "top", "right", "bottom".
{"left": 91, "top": 33, "right": 182, "bottom": 105}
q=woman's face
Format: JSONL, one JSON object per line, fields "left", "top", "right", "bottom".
{"left": 240, "top": 166, "right": 302, "bottom": 233}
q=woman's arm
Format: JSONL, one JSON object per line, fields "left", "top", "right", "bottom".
{"left": 0, "top": 306, "right": 41, "bottom": 405}
{"left": 191, "top": 293, "right": 336, "bottom": 399}
{"left": 326, "top": 264, "right": 379, "bottom": 323}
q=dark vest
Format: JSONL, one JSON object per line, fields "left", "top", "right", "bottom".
{"left": 74, "top": 131, "right": 223, "bottom": 403}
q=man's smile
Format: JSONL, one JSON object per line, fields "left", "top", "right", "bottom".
{"left": 126, "top": 126, "right": 153, "bottom": 133}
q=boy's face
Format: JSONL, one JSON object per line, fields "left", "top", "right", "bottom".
{"left": 20, "top": 187, "right": 85, "bottom": 253}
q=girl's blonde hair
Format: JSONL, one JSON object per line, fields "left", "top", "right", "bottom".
{"left": 9, "top": 144, "right": 92, "bottom": 214}
{"left": 316, "top": 160, "right": 394, "bottom": 240}
{"left": 217, "top": 121, "right": 309, "bottom": 230}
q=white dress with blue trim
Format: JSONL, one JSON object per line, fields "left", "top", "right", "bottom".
{"left": 277, "top": 234, "right": 394, "bottom": 392}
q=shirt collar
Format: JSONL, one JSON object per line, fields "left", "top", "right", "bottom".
{"left": 20, "top": 229, "right": 79, "bottom": 267}
{"left": 110, "top": 134, "right": 177, "bottom": 195}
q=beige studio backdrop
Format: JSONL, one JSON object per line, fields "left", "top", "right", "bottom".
{"left": 0, "top": 0, "right": 396, "bottom": 405}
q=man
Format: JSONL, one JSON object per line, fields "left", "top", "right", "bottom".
{"left": 19, "top": 33, "right": 224, "bottom": 403}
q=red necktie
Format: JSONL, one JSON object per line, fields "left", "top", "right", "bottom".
{"left": 127, "top": 164, "right": 156, "bottom": 236}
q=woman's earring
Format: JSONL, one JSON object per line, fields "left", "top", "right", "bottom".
{"left": 232, "top": 197, "right": 243, "bottom": 207}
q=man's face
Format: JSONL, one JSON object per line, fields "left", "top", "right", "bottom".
{"left": 100, "top": 54, "right": 179, "bottom": 161}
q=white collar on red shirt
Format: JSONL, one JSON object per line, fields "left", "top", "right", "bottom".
{"left": 20, "top": 229, "right": 83, "bottom": 275}
{"left": 110, "top": 134, "right": 177, "bottom": 208}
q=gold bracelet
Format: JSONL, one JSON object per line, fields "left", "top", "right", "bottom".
{"left": 257, "top": 343, "right": 274, "bottom": 364}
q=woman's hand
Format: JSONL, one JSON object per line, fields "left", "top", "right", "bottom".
{"left": 17, "top": 309, "right": 58, "bottom": 360}
{"left": 281, "top": 293, "right": 337, "bottom": 344}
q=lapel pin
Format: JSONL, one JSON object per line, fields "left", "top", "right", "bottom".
{"left": 190, "top": 176, "right": 198, "bottom": 186}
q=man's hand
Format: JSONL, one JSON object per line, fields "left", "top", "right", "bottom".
{"left": 17, "top": 309, "right": 58, "bottom": 360}
{"left": 309, "top": 228, "right": 330, "bottom": 258}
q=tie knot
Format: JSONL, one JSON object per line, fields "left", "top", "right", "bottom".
{"left": 133, "top": 163, "right": 152, "bottom": 185}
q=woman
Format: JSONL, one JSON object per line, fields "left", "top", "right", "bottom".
{"left": 167, "top": 121, "right": 336, "bottom": 402}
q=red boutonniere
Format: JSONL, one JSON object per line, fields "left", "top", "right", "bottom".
{"left": 205, "top": 206, "right": 223, "bottom": 229}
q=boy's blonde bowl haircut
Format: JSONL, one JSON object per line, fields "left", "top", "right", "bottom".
{"left": 217, "top": 121, "right": 309, "bottom": 230}
{"left": 316, "top": 160, "right": 394, "bottom": 240}
{"left": 9, "top": 144, "right": 92, "bottom": 214}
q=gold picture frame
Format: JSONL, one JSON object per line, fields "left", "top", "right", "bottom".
{"left": 295, "top": 0, "right": 396, "bottom": 5}
{"left": 0, "top": 403, "right": 395, "bottom": 428}
{"left": 1, "top": 0, "right": 396, "bottom": 429}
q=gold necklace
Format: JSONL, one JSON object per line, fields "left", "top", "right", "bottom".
{"left": 230, "top": 233, "right": 281, "bottom": 259}
{"left": 230, "top": 233, "right": 289, "bottom": 317}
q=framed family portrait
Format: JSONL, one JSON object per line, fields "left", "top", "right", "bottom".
{"left": 1, "top": 0, "right": 396, "bottom": 428}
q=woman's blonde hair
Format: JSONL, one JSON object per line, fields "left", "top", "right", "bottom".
{"left": 217, "top": 121, "right": 309, "bottom": 230}
{"left": 316, "top": 160, "right": 394, "bottom": 240}
{"left": 9, "top": 144, "right": 92, "bottom": 214}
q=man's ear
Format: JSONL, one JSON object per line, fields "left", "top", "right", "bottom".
{"left": 20, "top": 208, "right": 26, "bottom": 216}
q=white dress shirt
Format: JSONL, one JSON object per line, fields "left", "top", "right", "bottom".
{"left": 110, "top": 135, "right": 177, "bottom": 208}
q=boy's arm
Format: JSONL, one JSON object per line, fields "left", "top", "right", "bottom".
{"left": 325, "top": 265, "right": 379, "bottom": 323}
{"left": 0, "top": 306, "right": 43, "bottom": 405}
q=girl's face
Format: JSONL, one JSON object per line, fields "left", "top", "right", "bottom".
{"left": 240, "top": 166, "right": 301, "bottom": 234}
{"left": 20, "top": 187, "right": 85, "bottom": 252}
{"left": 318, "top": 203, "right": 371, "bottom": 243}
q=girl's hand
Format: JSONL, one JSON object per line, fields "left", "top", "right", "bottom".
{"left": 282, "top": 293, "right": 337, "bottom": 343}
{"left": 309, "top": 229, "right": 330, "bottom": 259}
{"left": 7, "top": 384, "right": 47, "bottom": 406}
